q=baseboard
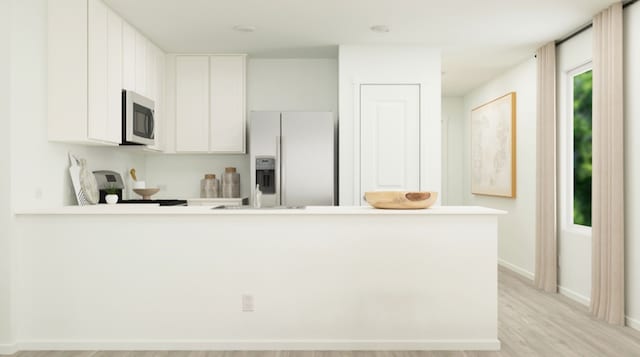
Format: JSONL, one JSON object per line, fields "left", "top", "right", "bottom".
{"left": 14, "top": 339, "right": 501, "bottom": 351}
{"left": 558, "top": 286, "right": 590, "bottom": 306}
{"left": 498, "top": 259, "right": 534, "bottom": 280}
{"left": 0, "top": 343, "right": 18, "bottom": 356}
{"left": 627, "top": 316, "right": 640, "bottom": 332}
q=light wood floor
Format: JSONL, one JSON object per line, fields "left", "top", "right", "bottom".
{"left": 8, "top": 267, "right": 640, "bottom": 357}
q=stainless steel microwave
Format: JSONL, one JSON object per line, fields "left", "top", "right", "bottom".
{"left": 122, "top": 90, "right": 155, "bottom": 146}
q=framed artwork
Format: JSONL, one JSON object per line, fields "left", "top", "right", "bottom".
{"left": 471, "top": 92, "right": 516, "bottom": 198}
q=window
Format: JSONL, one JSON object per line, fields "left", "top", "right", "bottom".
{"left": 570, "top": 67, "right": 593, "bottom": 227}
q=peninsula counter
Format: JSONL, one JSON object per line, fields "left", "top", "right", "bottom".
{"left": 12, "top": 206, "right": 505, "bottom": 351}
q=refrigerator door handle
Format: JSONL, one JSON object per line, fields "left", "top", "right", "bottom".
{"left": 276, "top": 135, "right": 282, "bottom": 206}
{"left": 280, "top": 136, "right": 286, "bottom": 206}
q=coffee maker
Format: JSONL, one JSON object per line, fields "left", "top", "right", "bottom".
{"left": 93, "top": 170, "right": 124, "bottom": 203}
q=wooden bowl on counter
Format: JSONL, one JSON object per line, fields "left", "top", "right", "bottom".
{"left": 364, "top": 191, "right": 438, "bottom": 209}
{"left": 133, "top": 188, "right": 160, "bottom": 200}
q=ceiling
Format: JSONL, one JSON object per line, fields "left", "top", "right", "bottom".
{"left": 104, "top": 0, "right": 619, "bottom": 96}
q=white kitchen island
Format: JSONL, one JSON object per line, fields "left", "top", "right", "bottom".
{"left": 13, "top": 206, "right": 504, "bottom": 351}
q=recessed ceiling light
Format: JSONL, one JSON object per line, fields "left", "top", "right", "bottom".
{"left": 370, "top": 25, "right": 390, "bottom": 33}
{"left": 233, "top": 25, "right": 256, "bottom": 33}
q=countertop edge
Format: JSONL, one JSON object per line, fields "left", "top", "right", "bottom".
{"left": 14, "top": 206, "right": 508, "bottom": 216}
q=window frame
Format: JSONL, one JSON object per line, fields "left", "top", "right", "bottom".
{"left": 562, "top": 62, "right": 593, "bottom": 233}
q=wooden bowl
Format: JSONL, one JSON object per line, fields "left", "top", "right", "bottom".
{"left": 364, "top": 191, "right": 438, "bottom": 209}
{"left": 133, "top": 188, "right": 160, "bottom": 200}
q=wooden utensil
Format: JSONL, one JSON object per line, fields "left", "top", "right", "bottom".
{"left": 130, "top": 168, "right": 137, "bottom": 181}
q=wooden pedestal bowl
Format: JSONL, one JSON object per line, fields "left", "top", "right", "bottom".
{"left": 364, "top": 191, "right": 438, "bottom": 209}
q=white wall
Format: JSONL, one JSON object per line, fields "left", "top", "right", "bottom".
{"left": 147, "top": 58, "right": 338, "bottom": 200}
{"left": 9, "top": 0, "right": 146, "bottom": 211}
{"left": 2, "top": 2, "right": 147, "bottom": 350}
{"left": 338, "top": 45, "right": 442, "bottom": 205}
{"left": 462, "top": 58, "right": 537, "bottom": 279}
{"left": 624, "top": 2, "right": 640, "bottom": 330}
{"left": 0, "top": 0, "right": 13, "bottom": 350}
{"left": 144, "top": 154, "right": 250, "bottom": 199}
{"left": 442, "top": 97, "right": 465, "bottom": 205}
{"left": 556, "top": 29, "right": 593, "bottom": 305}
{"left": 247, "top": 59, "right": 338, "bottom": 116}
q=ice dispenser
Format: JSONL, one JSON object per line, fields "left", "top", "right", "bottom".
{"left": 255, "top": 157, "right": 276, "bottom": 194}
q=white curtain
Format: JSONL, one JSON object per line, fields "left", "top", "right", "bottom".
{"left": 591, "top": 2, "right": 625, "bottom": 325}
{"left": 534, "top": 43, "right": 558, "bottom": 293}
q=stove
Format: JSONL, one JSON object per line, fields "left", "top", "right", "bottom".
{"left": 118, "top": 199, "right": 187, "bottom": 206}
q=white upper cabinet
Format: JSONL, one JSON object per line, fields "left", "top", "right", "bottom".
{"left": 209, "top": 56, "right": 246, "bottom": 153}
{"left": 174, "top": 54, "right": 247, "bottom": 154}
{"left": 176, "top": 56, "right": 210, "bottom": 152}
{"left": 105, "top": 7, "right": 123, "bottom": 144}
{"left": 122, "top": 21, "right": 136, "bottom": 91}
{"left": 87, "top": 0, "right": 109, "bottom": 142}
{"left": 48, "top": 0, "right": 165, "bottom": 147}
{"left": 135, "top": 31, "right": 147, "bottom": 96}
{"left": 147, "top": 44, "right": 165, "bottom": 152}
{"left": 48, "top": 0, "right": 121, "bottom": 145}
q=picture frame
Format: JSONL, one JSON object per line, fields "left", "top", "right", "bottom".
{"left": 470, "top": 92, "right": 516, "bottom": 198}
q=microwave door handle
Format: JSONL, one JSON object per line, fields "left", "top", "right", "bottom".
{"left": 148, "top": 112, "right": 155, "bottom": 138}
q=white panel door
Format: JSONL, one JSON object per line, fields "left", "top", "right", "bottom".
{"left": 134, "top": 31, "right": 146, "bottom": 96}
{"left": 106, "top": 7, "right": 122, "bottom": 144}
{"left": 122, "top": 22, "right": 136, "bottom": 91}
{"left": 360, "top": 84, "right": 420, "bottom": 204}
{"left": 175, "top": 56, "right": 210, "bottom": 152}
{"left": 209, "top": 55, "right": 246, "bottom": 153}
{"left": 87, "top": 0, "right": 108, "bottom": 142}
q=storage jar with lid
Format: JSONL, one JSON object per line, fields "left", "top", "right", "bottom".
{"left": 200, "top": 174, "right": 219, "bottom": 198}
{"left": 222, "top": 167, "right": 241, "bottom": 198}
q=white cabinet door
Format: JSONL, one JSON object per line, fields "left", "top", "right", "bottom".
{"left": 106, "top": 7, "right": 122, "bottom": 144}
{"left": 209, "top": 55, "right": 246, "bottom": 153}
{"left": 87, "top": 0, "right": 108, "bottom": 142}
{"left": 88, "top": 0, "right": 122, "bottom": 144}
{"left": 176, "top": 56, "right": 210, "bottom": 152}
{"left": 135, "top": 31, "right": 146, "bottom": 96}
{"left": 360, "top": 84, "right": 420, "bottom": 204}
{"left": 122, "top": 21, "right": 136, "bottom": 91}
{"left": 148, "top": 44, "right": 165, "bottom": 151}
{"left": 146, "top": 41, "right": 157, "bottom": 101}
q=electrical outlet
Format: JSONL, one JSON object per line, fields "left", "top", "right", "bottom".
{"left": 242, "top": 294, "right": 254, "bottom": 312}
{"left": 157, "top": 184, "right": 167, "bottom": 191}
{"left": 35, "top": 188, "right": 43, "bottom": 200}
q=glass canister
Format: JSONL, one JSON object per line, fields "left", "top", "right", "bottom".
{"left": 200, "top": 174, "right": 219, "bottom": 198}
{"left": 222, "top": 167, "right": 241, "bottom": 198}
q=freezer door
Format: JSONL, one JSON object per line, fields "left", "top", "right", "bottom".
{"left": 250, "top": 111, "right": 281, "bottom": 206}
{"left": 281, "top": 112, "right": 334, "bottom": 206}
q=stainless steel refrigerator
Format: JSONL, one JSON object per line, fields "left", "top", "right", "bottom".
{"left": 250, "top": 111, "right": 335, "bottom": 207}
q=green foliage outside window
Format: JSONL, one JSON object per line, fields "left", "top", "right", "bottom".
{"left": 573, "top": 70, "right": 592, "bottom": 227}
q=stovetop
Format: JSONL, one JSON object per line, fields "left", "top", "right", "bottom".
{"left": 118, "top": 199, "right": 187, "bottom": 206}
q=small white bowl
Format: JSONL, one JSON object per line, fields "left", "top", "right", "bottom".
{"left": 133, "top": 181, "right": 146, "bottom": 189}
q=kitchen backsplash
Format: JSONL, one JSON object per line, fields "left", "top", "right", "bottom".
{"left": 144, "top": 154, "right": 250, "bottom": 200}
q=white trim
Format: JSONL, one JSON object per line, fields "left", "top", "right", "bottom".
{"left": 626, "top": 316, "right": 640, "bottom": 332}
{"left": 498, "top": 259, "right": 534, "bottom": 280}
{"left": 11, "top": 339, "right": 501, "bottom": 352}
{"left": 0, "top": 343, "right": 18, "bottom": 355}
{"left": 352, "top": 81, "right": 361, "bottom": 205}
{"left": 558, "top": 286, "right": 590, "bottom": 306}
{"left": 441, "top": 114, "right": 449, "bottom": 205}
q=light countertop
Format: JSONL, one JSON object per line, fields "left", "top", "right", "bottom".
{"left": 15, "top": 205, "right": 507, "bottom": 216}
